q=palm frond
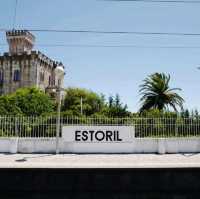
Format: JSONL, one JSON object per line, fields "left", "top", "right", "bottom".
{"left": 139, "top": 72, "right": 184, "bottom": 113}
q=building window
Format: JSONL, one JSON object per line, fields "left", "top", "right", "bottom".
{"left": 49, "top": 76, "right": 51, "bottom": 86}
{"left": 40, "top": 72, "right": 44, "bottom": 82}
{"left": 0, "top": 88, "right": 3, "bottom": 95}
{"left": 13, "top": 70, "right": 20, "bottom": 81}
{"left": 0, "top": 70, "right": 4, "bottom": 83}
{"left": 58, "top": 79, "right": 61, "bottom": 86}
{"left": 49, "top": 76, "right": 55, "bottom": 86}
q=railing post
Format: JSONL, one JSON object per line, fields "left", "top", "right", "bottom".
{"left": 56, "top": 87, "right": 61, "bottom": 154}
{"left": 16, "top": 117, "right": 19, "bottom": 153}
{"left": 15, "top": 117, "right": 18, "bottom": 137}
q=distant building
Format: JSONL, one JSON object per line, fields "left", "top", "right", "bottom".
{"left": 0, "top": 30, "right": 65, "bottom": 96}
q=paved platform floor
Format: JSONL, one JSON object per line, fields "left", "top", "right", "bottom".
{"left": 0, "top": 153, "right": 200, "bottom": 168}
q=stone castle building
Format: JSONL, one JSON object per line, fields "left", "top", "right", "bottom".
{"left": 0, "top": 30, "right": 65, "bottom": 95}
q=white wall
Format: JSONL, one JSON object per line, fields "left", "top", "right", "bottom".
{"left": 17, "top": 138, "right": 56, "bottom": 154}
{"left": 0, "top": 138, "right": 19, "bottom": 153}
{"left": 0, "top": 137, "right": 200, "bottom": 154}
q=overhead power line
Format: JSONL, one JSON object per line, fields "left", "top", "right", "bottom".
{"left": 35, "top": 44, "right": 200, "bottom": 49}
{"left": 34, "top": 44, "right": 200, "bottom": 49}
{"left": 2, "top": 28, "right": 200, "bottom": 37}
{"left": 104, "top": 0, "right": 200, "bottom": 3}
{"left": 27, "top": 29, "right": 200, "bottom": 36}
{"left": 1, "top": 43, "right": 200, "bottom": 49}
{"left": 13, "top": 0, "right": 18, "bottom": 29}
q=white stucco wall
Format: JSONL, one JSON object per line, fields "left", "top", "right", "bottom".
{"left": 0, "top": 137, "right": 200, "bottom": 154}
{"left": 0, "top": 125, "right": 200, "bottom": 154}
{"left": 0, "top": 138, "right": 19, "bottom": 153}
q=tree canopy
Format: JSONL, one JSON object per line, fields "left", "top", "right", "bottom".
{"left": 62, "top": 88, "right": 130, "bottom": 117}
{"left": 0, "top": 72, "right": 189, "bottom": 118}
{"left": 102, "top": 94, "right": 130, "bottom": 117}
{"left": 0, "top": 87, "right": 55, "bottom": 116}
{"left": 139, "top": 73, "right": 184, "bottom": 113}
{"left": 62, "top": 87, "right": 105, "bottom": 116}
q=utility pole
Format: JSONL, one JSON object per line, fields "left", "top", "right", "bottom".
{"left": 80, "top": 97, "right": 83, "bottom": 115}
{"left": 55, "top": 65, "right": 65, "bottom": 154}
{"left": 13, "top": 0, "right": 18, "bottom": 29}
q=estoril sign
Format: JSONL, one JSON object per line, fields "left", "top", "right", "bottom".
{"left": 62, "top": 126, "right": 135, "bottom": 143}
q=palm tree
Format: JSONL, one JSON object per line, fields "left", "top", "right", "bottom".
{"left": 139, "top": 73, "right": 184, "bottom": 113}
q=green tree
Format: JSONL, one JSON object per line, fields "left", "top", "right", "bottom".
{"left": 14, "top": 87, "right": 55, "bottom": 116}
{"left": 103, "top": 94, "right": 130, "bottom": 117}
{"left": 0, "top": 95, "right": 22, "bottom": 115}
{"left": 62, "top": 87, "right": 105, "bottom": 116}
{"left": 140, "top": 108, "right": 177, "bottom": 118}
{"left": 0, "top": 87, "right": 54, "bottom": 116}
{"left": 180, "top": 109, "right": 190, "bottom": 118}
{"left": 139, "top": 73, "right": 184, "bottom": 113}
{"left": 194, "top": 109, "right": 199, "bottom": 119}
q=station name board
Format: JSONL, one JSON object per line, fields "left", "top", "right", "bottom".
{"left": 75, "top": 130, "right": 122, "bottom": 142}
{"left": 62, "top": 126, "right": 135, "bottom": 143}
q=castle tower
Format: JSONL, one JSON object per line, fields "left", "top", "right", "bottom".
{"left": 6, "top": 30, "right": 35, "bottom": 54}
{"left": 0, "top": 30, "right": 65, "bottom": 95}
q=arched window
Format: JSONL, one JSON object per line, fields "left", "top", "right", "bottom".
{"left": 13, "top": 70, "right": 20, "bottom": 81}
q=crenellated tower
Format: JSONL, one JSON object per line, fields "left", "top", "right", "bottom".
{"left": 0, "top": 30, "right": 65, "bottom": 95}
{"left": 6, "top": 30, "right": 35, "bottom": 54}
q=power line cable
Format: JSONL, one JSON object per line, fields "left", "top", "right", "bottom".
{"left": 26, "top": 29, "right": 200, "bottom": 36}
{"left": 103, "top": 0, "right": 200, "bottom": 3}
{"left": 2, "top": 28, "right": 200, "bottom": 37}
{"left": 13, "top": 0, "right": 18, "bottom": 29}
{"left": 1, "top": 43, "right": 200, "bottom": 49}
{"left": 32, "top": 44, "right": 200, "bottom": 48}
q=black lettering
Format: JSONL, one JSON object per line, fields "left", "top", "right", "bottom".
{"left": 95, "top": 131, "right": 105, "bottom": 141}
{"left": 89, "top": 131, "right": 95, "bottom": 141}
{"left": 106, "top": 131, "right": 113, "bottom": 141}
{"left": 82, "top": 131, "right": 88, "bottom": 141}
{"left": 116, "top": 131, "right": 122, "bottom": 141}
{"left": 75, "top": 131, "right": 81, "bottom": 141}
{"left": 114, "top": 130, "right": 116, "bottom": 140}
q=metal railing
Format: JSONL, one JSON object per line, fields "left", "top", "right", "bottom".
{"left": 134, "top": 117, "right": 200, "bottom": 138}
{"left": 0, "top": 116, "right": 58, "bottom": 138}
{"left": 0, "top": 116, "right": 200, "bottom": 138}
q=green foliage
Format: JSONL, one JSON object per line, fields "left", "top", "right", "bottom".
{"left": 0, "top": 87, "right": 54, "bottom": 116}
{"left": 140, "top": 108, "right": 178, "bottom": 118}
{"left": 102, "top": 94, "right": 130, "bottom": 117}
{"left": 139, "top": 73, "right": 184, "bottom": 113}
{"left": 0, "top": 95, "right": 22, "bottom": 115}
{"left": 62, "top": 88, "right": 131, "bottom": 118}
{"left": 14, "top": 87, "right": 55, "bottom": 116}
{"left": 62, "top": 87, "right": 105, "bottom": 116}
{"left": 180, "top": 108, "right": 200, "bottom": 119}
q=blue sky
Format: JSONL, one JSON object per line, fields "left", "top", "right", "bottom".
{"left": 0, "top": 0, "right": 200, "bottom": 112}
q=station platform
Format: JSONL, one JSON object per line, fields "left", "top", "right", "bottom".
{"left": 0, "top": 153, "right": 200, "bottom": 168}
